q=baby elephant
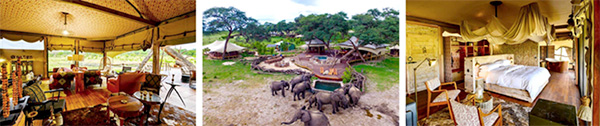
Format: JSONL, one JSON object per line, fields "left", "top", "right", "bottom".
{"left": 343, "top": 85, "right": 361, "bottom": 107}
{"left": 293, "top": 81, "right": 313, "bottom": 101}
{"left": 271, "top": 80, "right": 289, "bottom": 97}
{"left": 282, "top": 106, "right": 330, "bottom": 126}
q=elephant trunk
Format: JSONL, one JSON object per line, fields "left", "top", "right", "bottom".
{"left": 281, "top": 118, "right": 297, "bottom": 125}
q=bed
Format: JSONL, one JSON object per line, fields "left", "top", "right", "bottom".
{"left": 464, "top": 54, "right": 551, "bottom": 103}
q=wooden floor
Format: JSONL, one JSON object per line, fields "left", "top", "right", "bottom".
{"left": 413, "top": 70, "right": 580, "bottom": 120}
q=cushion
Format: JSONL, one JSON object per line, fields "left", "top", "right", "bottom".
{"left": 432, "top": 89, "right": 460, "bottom": 103}
{"left": 51, "top": 72, "right": 75, "bottom": 89}
{"left": 479, "top": 62, "right": 502, "bottom": 77}
{"left": 425, "top": 78, "right": 441, "bottom": 91}
{"left": 83, "top": 71, "right": 101, "bottom": 87}
{"left": 23, "top": 82, "right": 46, "bottom": 103}
{"left": 449, "top": 100, "right": 480, "bottom": 126}
{"left": 118, "top": 72, "right": 146, "bottom": 95}
{"left": 142, "top": 74, "right": 162, "bottom": 94}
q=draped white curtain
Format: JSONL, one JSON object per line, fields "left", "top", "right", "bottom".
{"left": 459, "top": 2, "right": 555, "bottom": 45}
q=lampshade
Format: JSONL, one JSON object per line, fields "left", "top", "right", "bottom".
{"left": 67, "top": 54, "right": 84, "bottom": 61}
{"left": 0, "top": 58, "right": 5, "bottom": 63}
{"left": 428, "top": 58, "right": 437, "bottom": 66}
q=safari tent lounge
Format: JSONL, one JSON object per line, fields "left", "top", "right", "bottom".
{"left": 203, "top": 40, "right": 246, "bottom": 59}
{"left": 0, "top": 0, "right": 196, "bottom": 125}
{"left": 305, "top": 39, "right": 326, "bottom": 53}
{"left": 336, "top": 36, "right": 388, "bottom": 62}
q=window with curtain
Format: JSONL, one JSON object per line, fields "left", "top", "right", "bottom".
{"left": 554, "top": 47, "right": 570, "bottom": 61}
{"left": 78, "top": 52, "right": 103, "bottom": 70}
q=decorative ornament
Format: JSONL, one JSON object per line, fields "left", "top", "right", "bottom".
{"left": 2, "top": 64, "right": 9, "bottom": 118}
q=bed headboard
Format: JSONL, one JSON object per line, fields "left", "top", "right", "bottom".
{"left": 464, "top": 54, "right": 514, "bottom": 92}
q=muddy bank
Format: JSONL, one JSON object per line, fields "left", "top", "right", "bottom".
{"left": 203, "top": 78, "right": 399, "bottom": 125}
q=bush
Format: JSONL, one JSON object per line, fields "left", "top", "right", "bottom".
{"left": 342, "top": 67, "right": 353, "bottom": 83}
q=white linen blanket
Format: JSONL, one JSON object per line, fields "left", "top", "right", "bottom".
{"left": 484, "top": 65, "right": 551, "bottom": 98}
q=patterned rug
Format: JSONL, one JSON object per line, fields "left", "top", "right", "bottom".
{"left": 419, "top": 98, "right": 532, "bottom": 126}
{"left": 62, "top": 103, "right": 195, "bottom": 126}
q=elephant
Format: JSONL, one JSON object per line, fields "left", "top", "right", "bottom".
{"left": 293, "top": 81, "right": 313, "bottom": 101}
{"left": 281, "top": 106, "right": 330, "bottom": 126}
{"left": 271, "top": 80, "right": 289, "bottom": 97}
{"left": 289, "top": 74, "right": 313, "bottom": 91}
{"left": 343, "top": 85, "right": 361, "bottom": 107}
{"left": 313, "top": 91, "right": 349, "bottom": 114}
{"left": 307, "top": 95, "right": 317, "bottom": 109}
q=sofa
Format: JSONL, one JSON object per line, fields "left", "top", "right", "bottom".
{"left": 107, "top": 72, "right": 146, "bottom": 95}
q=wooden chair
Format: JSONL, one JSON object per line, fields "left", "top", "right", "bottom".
{"left": 448, "top": 99, "right": 503, "bottom": 126}
{"left": 424, "top": 78, "right": 461, "bottom": 118}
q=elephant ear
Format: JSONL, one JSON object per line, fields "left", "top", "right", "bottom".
{"left": 300, "top": 110, "right": 311, "bottom": 122}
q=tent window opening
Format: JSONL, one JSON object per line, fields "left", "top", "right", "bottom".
{"left": 78, "top": 52, "right": 103, "bottom": 70}
{"left": 0, "top": 38, "right": 44, "bottom": 50}
{"left": 48, "top": 50, "right": 74, "bottom": 72}
{"left": 554, "top": 47, "right": 570, "bottom": 62}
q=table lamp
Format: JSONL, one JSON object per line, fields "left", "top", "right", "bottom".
{"left": 67, "top": 54, "right": 84, "bottom": 68}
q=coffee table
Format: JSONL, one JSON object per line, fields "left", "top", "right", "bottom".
{"left": 107, "top": 95, "right": 145, "bottom": 126}
{"left": 466, "top": 92, "right": 493, "bottom": 112}
{"left": 133, "top": 91, "right": 161, "bottom": 124}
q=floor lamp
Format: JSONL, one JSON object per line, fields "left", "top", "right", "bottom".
{"left": 408, "top": 57, "right": 436, "bottom": 119}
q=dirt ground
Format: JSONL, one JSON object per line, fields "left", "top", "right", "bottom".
{"left": 203, "top": 75, "right": 399, "bottom": 125}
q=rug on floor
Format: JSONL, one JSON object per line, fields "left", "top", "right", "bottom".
{"left": 62, "top": 103, "right": 195, "bottom": 126}
{"left": 419, "top": 98, "right": 532, "bottom": 126}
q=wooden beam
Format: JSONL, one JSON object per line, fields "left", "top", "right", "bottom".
{"left": 60, "top": 0, "right": 158, "bottom": 26}
{"left": 407, "top": 16, "right": 460, "bottom": 31}
{"left": 555, "top": 24, "right": 569, "bottom": 29}
{"left": 593, "top": 0, "right": 600, "bottom": 125}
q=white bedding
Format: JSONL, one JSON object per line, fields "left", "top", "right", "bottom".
{"left": 484, "top": 65, "right": 551, "bottom": 98}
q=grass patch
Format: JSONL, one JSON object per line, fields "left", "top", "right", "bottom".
{"left": 202, "top": 57, "right": 296, "bottom": 88}
{"left": 352, "top": 57, "right": 399, "bottom": 91}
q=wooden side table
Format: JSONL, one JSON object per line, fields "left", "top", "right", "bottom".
{"left": 74, "top": 71, "right": 84, "bottom": 93}
{"left": 107, "top": 95, "right": 145, "bottom": 126}
{"left": 466, "top": 92, "right": 493, "bottom": 113}
{"left": 133, "top": 91, "right": 161, "bottom": 124}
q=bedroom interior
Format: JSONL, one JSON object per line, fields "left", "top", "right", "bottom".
{"left": 406, "top": 0, "right": 599, "bottom": 125}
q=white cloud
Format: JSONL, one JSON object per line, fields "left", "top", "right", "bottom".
{"left": 200, "top": 0, "right": 400, "bottom": 24}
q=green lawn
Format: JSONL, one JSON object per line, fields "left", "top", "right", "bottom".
{"left": 352, "top": 57, "right": 399, "bottom": 91}
{"left": 202, "top": 57, "right": 296, "bottom": 90}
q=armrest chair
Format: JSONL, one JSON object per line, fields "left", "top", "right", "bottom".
{"left": 107, "top": 72, "right": 146, "bottom": 95}
{"left": 448, "top": 99, "right": 502, "bottom": 126}
{"left": 83, "top": 71, "right": 102, "bottom": 88}
{"left": 22, "top": 82, "right": 66, "bottom": 126}
{"left": 50, "top": 72, "right": 75, "bottom": 96}
{"left": 424, "top": 78, "right": 461, "bottom": 118}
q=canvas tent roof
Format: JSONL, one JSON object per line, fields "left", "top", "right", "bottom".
{"left": 1, "top": 0, "right": 196, "bottom": 54}
{"left": 305, "top": 39, "right": 325, "bottom": 45}
{"left": 202, "top": 40, "right": 246, "bottom": 53}
{"left": 336, "top": 36, "right": 389, "bottom": 54}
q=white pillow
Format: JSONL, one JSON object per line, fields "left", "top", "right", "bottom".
{"left": 494, "top": 59, "right": 511, "bottom": 66}
{"left": 478, "top": 62, "right": 502, "bottom": 77}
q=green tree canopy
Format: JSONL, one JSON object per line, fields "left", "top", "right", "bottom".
{"left": 203, "top": 7, "right": 251, "bottom": 59}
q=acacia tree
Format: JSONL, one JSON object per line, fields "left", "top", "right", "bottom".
{"left": 341, "top": 8, "right": 399, "bottom": 62}
{"left": 239, "top": 18, "right": 263, "bottom": 43}
{"left": 296, "top": 12, "right": 349, "bottom": 49}
{"left": 203, "top": 7, "right": 250, "bottom": 59}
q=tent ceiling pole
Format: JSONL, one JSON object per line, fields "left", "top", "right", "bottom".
{"left": 125, "top": 0, "right": 145, "bottom": 19}
{"left": 490, "top": 1, "right": 503, "bottom": 17}
{"left": 59, "top": 0, "right": 158, "bottom": 26}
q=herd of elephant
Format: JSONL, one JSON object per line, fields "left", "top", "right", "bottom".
{"left": 270, "top": 73, "right": 364, "bottom": 126}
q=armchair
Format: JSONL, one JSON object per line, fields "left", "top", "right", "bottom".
{"left": 448, "top": 99, "right": 502, "bottom": 126}
{"left": 22, "top": 82, "right": 66, "bottom": 126}
{"left": 107, "top": 72, "right": 146, "bottom": 95}
{"left": 50, "top": 72, "right": 75, "bottom": 96}
{"left": 424, "top": 78, "right": 461, "bottom": 118}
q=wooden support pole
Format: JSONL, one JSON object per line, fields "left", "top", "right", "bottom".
{"left": 152, "top": 41, "right": 160, "bottom": 74}
{"left": 43, "top": 36, "right": 49, "bottom": 79}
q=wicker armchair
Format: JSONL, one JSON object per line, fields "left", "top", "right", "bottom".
{"left": 448, "top": 99, "right": 503, "bottom": 126}
{"left": 424, "top": 78, "right": 461, "bottom": 118}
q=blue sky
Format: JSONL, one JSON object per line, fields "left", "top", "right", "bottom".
{"left": 201, "top": 0, "right": 400, "bottom": 24}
